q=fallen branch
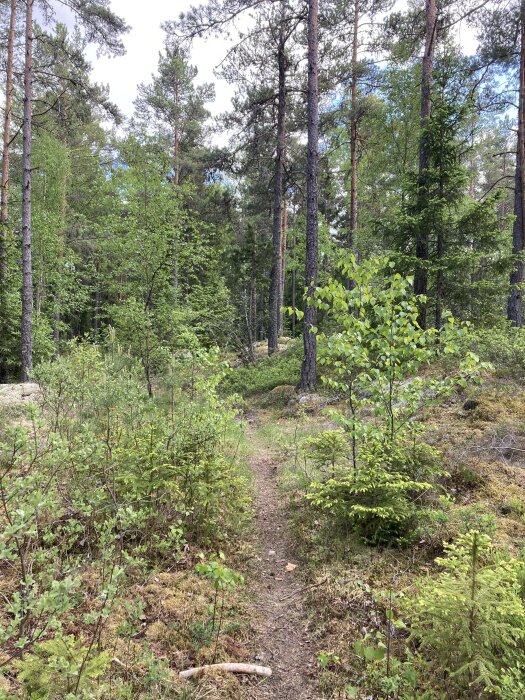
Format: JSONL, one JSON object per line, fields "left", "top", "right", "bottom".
{"left": 279, "top": 577, "right": 328, "bottom": 602}
{"left": 179, "top": 663, "right": 272, "bottom": 680}
{"left": 112, "top": 657, "right": 130, "bottom": 671}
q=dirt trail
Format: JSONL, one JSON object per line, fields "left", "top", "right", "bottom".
{"left": 247, "top": 414, "right": 319, "bottom": 699}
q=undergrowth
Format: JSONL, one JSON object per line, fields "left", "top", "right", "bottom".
{"left": 221, "top": 342, "right": 301, "bottom": 397}
{"left": 0, "top": 341, "right": 252, "bottom": 699}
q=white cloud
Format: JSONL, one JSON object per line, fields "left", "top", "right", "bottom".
{"left": 85, "top": 0, "right": 236, "bottom": 121}
{"left": 81, "top": 0, "right": 478, "bottom": 131}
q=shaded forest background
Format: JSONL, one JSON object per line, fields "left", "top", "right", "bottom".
{"left": 0, "top": 0, "right": 523, "bottom": 387}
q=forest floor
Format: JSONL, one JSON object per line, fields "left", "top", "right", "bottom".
{"left": 246, "top": 409, "right": 320, "bottom": 699}
{"left": 4, "top": 370, "right": 525, "bottom": 699}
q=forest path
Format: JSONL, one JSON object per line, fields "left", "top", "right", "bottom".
{"left": 246, "top": 412, "right": 320, "bottom": 700}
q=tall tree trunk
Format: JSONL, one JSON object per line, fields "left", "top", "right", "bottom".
{"left": 348, "top": 0, "right": 359, "bottom": 252}
{"left": 268, "top": 5, "right": 287, "bottom": 355}
{"left": 0, "top": 0, "right": 17, "bottom": 381}
{"left": 508, "top": 6, "right": 525, "bottom": 327}
{"left": 172, "top": 82, "right": 180, "bottom": 295}
{"left": 299, "top": 0, "right": 319, "bottom": 390}
{"left": 1, "top": 0, "right": 16, "bottom": 285}
{"left": 173, "top": 128, "right": 180, "bottom": 186}
{"left": 54, "top": 162, "right": 69, "bottom": 356}
{"left": 435, "top": 229, "right": 444, "bottom": 328}
{"left": 278, "top": 197, "right": 287, "bottom": 335}
{"left": 21, "top": 0, "right": 33, "bottom": 382}
{"left": 414, "top": 0, "right": 437, "bottom": 329}
{"left": 291, "top": 231, "right": 296, "bottom": 337}
{"left": 93, "top": 260, "right": 101, "bottom": 335}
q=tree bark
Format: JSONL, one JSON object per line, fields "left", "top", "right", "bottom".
{"left": 268, "top": 3, "right": 287, "bottom": 355}
{"left": 299, "top": 0, "right": 319, "bottom": 390}
{"left": 21, "top": 0, "right": 33, "bottom": 382}
{"left": 508, "top": 5, "right": 525, "bottom": 327}
{"left": 0, "top": 0, "right": 17, "bottom": 382}
{"left": 1, "top": 0, "right": 16, "bottom": 281}
{"left": 278, "top": 197, "right": 287, "bottom": 335}
{"left": 291, "top": 232, "right": 296, "bottom": 337}
{"left": 348, "top": 0, "right": 359, "bottom": 252}
{"left": 435, "top": 229, "right": 444, "bottom": 328}
{"left": 414, "top": 0, "right": 437, "bottom": 329}
{"left": 172, "top": 81, "right": 181, "bottom": 296}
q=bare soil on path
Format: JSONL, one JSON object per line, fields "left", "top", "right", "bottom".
{"left": 246, "top": 413, "right": 320, "bottom": 700}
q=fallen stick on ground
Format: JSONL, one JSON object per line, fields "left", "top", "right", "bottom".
{"left": 179, "top": 663, "right": 272, "bottom": 680}
{"left": 279, "top": 577, "right": 328, "bottom": 602}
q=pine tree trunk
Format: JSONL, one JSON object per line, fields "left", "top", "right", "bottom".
{"left": 508, "top": 6, "right": 525, "bottom": 327}
{"left": 414, "top": 0, "right": 437, "bottom": 329}
{"left": 268, "top": 7, "right": 287, "bottom": 355}
{"left": 1, "top": 0, "right": 16, "bottom": 281}
{"left": 174, "top": 129, "right": 180, "bottom": 186}
{"left": 0, "top": 0, "right": 17, "bottom": 382}
{"left": 348, "top": 0, "right": 359, "bottom": 252}
{"left": 172, "top": 79, "right": 181, "bottom": 295}
{"left": 435, "top": 229, "right": 444, "bottom": 328}
{"left": 299, "top": 0, "right": 319, "bottom": 391}
{"left": 278, "top": 196, "right": 287, "bottom": 336}
{"left": 21, "top": 0, "right": 33, "bottom": 382}
{"left": 93, "top": 271, "right": 100, "bottom": 335}
{"left": 291, "top": 232, "right": 296, "bottom": 337}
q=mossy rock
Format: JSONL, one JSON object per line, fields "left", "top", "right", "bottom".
{"left": 260, "top": 384, "right": 297, "bottom": 408}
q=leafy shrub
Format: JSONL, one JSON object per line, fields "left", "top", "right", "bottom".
{"left": 14, "top": 634, "right": 110, "bottom": 699}
{"left": 407, "top": 531, "right": 525, "bottom": 698}
{"left": 300, "top": 257, "right": 487, "bottom": 546}
{"left": 0, "top": 341, "right": 249, "bottom": 689}
{"left": 222, "top": 343, "right": 301, "bottom": 396}
{"left": 462, "top": 324, "right": 525, "bottom": 379}
{"left": 195, "top": 552, "right": 244, "bottom": 662}
{"left": 313, "top": 256, "right": 486, "bottom": 452}
{"left": 30, "top": 342, "right": 249, "bottom": 551}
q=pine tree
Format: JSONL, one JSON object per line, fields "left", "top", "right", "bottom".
{"left": 300, "top": 0, "right": 319, "bottom": 390}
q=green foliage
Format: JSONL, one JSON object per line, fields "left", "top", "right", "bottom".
{"left": 222, "top": 343, "right": 301, "bottom": 396}
{"left": 351, "top": 636, "right": 422, "bottom": 700}
{"left": 303, "top": 257, "right": 485, "bottom": 544}
{"left": 30, "top": 342, "right": 248, "bottom": 549}
{"left": 415, "top": 500, "right": 497, "bottom": 550}
{"left": 382, "top": 62, "right": 511, "bottom": 325}
{"left": 314, "top": 256, "right": 486, "bottom": 445}
{"left": 339, "top": 589, "right": 430, "bottom": 700}
{"left": 408, "top": 531, "right": 525, "bottom": 697}
{"left": 307, "top": 440, "right": 441, "bottom": 545}
{"left": 317, "top": 650, "right": 341, "bottom": 671}
{"left": 195, "top": 553, "right": 244, "bottom": 661}
{"left": 464, "top": 324, "right": 525, "bottom": 378}
{"left": 0, "top": 340, "right": 248, "bottom": 692}
{"left": 14, "top": 634, "right": 110, "bottom": 699}
{"left": 195, "top": 552, "right": 245, "bottom": 592}
{"left": 302, "top": 429, "right": 348, "bottom": 474}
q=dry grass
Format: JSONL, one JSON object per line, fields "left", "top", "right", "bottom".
{"left": 262, "top": 375, "right": 525, "bottom": 696}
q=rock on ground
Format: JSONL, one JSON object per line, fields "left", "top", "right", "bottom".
{"left": 0, "top": 383, "right": 40, "bottom": 408}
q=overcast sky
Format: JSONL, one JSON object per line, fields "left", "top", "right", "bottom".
{"left": 84, "top": 0, "right": 237, "bottom": 121}
{"left": 80, "top": 0, "right": 478, "bottom": 126}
